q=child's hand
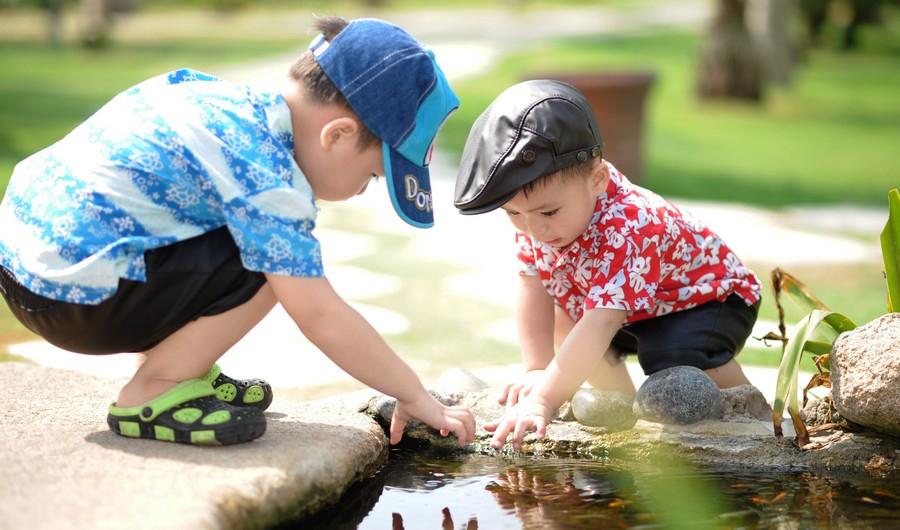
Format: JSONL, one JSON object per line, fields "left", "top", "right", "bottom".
{"left": 483, "top": 394, "right": 554, "bottom": 450}
{"left": 498, "top": 369, "right": 544, "bottom": 406}
{"left": 390, "top": 391, "right": 476, "bottom": 448}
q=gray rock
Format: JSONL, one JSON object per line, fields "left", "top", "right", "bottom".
{"left": 570, "top": 388, "right": 636, "bottom": 432}
{"left": 831, "top": 313, "right": 900, "bottom": 438}
{"left": 0, "top": 362, "right": 388, "bottom": 530}
{"left": 801, "top": 394, "right": 844, "bottom": 427}
{"left": 556, "top": 399, "right": 576, "bottom": 421}
{"left": 721, "top": 384, "right": 772, "bottom": 421}
{"left": 632, "top": 366, "right": 724, "bottom": 425}
{"left": 365, "top": 390, "right": 467, "bottom": 448}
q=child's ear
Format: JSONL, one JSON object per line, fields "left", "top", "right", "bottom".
{"left": 319, "top": 117, "right": 360, "bottom": 151}
{"left": 589, "top": 160, "right": 610, "bottom": 195}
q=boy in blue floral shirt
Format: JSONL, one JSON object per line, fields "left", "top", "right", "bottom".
{"left": 0, "top": 16, "right": 475, "bottom": 447}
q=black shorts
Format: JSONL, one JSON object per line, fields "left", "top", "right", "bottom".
{"left": 0, "top": 227, "right": 266, "bottom": 354}
{"left": 612, "top": 294, "right": 760, "bottom": 375}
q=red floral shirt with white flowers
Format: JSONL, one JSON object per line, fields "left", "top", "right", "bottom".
{"left": 517, "top": 162, "right": 761, "bottom": 324}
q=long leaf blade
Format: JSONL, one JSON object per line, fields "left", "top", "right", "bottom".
{"left": 772, "top": 310, "right": 857, "bottom": 445}
{"left": 882, "top": 188, "right": 900, "bottom": 312}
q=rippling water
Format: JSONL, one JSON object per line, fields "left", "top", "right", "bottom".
{"left": 294, "top": 447, "right": 900, "bottom": 529}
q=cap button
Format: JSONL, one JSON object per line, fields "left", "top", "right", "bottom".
{"left": 591, "top": 146, "right": 601, "bottom": 158}
{"left": 522, "top": 150, "right": 537, "bottom": 164}
{"left": 577, "top": 151, "right": 588, "bottom": 162}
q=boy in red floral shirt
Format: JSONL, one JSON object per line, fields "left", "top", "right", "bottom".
{"left": 454, "top": 80, "right": 762, "bottom": 450}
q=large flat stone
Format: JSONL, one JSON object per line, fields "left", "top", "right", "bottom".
{"left": 0, "top": 362, "right": 387, "bottom": 529}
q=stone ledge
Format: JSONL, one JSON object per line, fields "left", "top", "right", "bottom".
{"left": 6, "top": 361, "right": 898, "bottom": 530}
{"left": 0, "top": 362, "right": 388, "bottom": 530}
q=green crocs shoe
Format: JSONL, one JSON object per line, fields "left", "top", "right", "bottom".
{"left": 107, "top": 379, "right": 266, "bottom": 446}
{"left": 203, "top": 364, "right": 273, "bottom": 411}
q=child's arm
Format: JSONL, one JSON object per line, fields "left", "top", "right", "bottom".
{"left": 485, "top": 306, "right": 626, "bottom": 450}
{"left": 265, "top": 273, "right": 476, "bottom": 447}
{"left": 498, "top": 274, "right": 555, "bottom": 405}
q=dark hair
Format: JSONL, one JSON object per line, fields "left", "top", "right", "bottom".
{"left": 288, "top": 15, "right": 381, "bottom": 151}
{"left": 519, "top": 156, "right": 599, "bottom": 199}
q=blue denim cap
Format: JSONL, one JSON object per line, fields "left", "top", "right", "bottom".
{"left": 310, "top": 19, "right": 460, "bottom": 228}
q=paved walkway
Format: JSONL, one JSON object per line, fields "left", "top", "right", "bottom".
{"left": 7, "top": 2, "right": 887, "bottom": 404}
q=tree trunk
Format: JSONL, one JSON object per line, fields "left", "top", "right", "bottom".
{"left": 697, "top": 0, "right": 764, "bottom": 102}
{"left": 43, "top": 0, "right": 64, "bottom": 46}
{"left": 80, "top": 0, "right": 111, "bottom": 49}
{"left": 747, "top": 0, "right": 796, "bottom": 85}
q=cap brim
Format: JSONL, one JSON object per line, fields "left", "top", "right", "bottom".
{"left": 456, "top": 188, "right": 518, "bottom": 215}
{"left": 384, "top": 142, "right": 434, "bottom": 228}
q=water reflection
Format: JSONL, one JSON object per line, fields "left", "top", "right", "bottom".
{"left": 296, "top": 447, "right": 900, "bottom": 529}
{"left": 485, "top": 463, "right": 640, "bottom": 529}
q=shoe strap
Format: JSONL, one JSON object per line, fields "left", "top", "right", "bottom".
{"left": 201, "top": 363, "right": 222, "bottom": 383}
{"left": 109, "top": 379, "right": 217, "bottom": 421}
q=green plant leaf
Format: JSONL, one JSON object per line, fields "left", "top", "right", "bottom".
{"left": 882, "top": 188, "right": 900, "bottom": 312}
{"left": 772, "top": 310, "right": 856, "bottom": 446}
{"left": 802, "top": 340, "right": 833, "bottom": 356}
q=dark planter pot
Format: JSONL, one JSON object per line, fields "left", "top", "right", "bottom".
{"left": 533, "top": 72, "right": 656, "bottom": 181}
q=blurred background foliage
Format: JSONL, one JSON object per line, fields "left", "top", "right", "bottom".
{"left": 0, "top": 0, "right": 898, "bottom": 370}
{"left": 1, "top": 0, "right": 897, "bottom": 205}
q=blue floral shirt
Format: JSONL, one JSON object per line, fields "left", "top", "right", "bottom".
{"left": 0, "top": 69, "right": 323, "bottom": 305}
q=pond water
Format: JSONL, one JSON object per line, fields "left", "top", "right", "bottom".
{"left": 295, "top": 447, "right": 900, "bottom": 529}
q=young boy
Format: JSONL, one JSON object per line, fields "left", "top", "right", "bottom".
{"left": 0, "top": 16, "right": 475, "bottom": 447}
{"left": 453, "top": 80, "right": 761, "bottom": 450}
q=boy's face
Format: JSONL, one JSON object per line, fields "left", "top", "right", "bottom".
{"left": 501, "top": 165, "right": 608, "bottom": 248}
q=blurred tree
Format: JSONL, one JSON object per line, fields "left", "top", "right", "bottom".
{"left": 697, "top": 0, "right": 764, "bottom": 101}
{"left": 799, "top": 0, "right": 889, "bottom": 50}
{"left": 747, "top": 0, "right": 798, "bottom": 85}
{"left": 800, "top": 0, "right": 831, "bottom": 46}
{"left": 80, "top": 0, "right": 110, "bottom": 48}
{"left": 839, "top": 0, "right": 885, "bottom": 49}
{"left": 79, "top": 0, "right": 139, "bottom": 48}
{"left": 43, "top": 0, "right": 64, "bottom": 45}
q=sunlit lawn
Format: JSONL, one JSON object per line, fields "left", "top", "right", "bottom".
{"left": 1, "top": 5, "right": 898, "bottom": 376}
{"left": 0, "top": 39, "right": 298, "bottom": 183}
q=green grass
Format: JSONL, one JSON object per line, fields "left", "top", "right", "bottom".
{"left": 0, "top": 39, "right": 298, "bottom": 184}
{"left": 447, "top": 27, "right": 900, "bottom": 207}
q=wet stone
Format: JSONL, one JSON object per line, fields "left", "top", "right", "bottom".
{"left": 370, "top": 389, "right": 456, "bottom": 425}
{"left": 367, "top": 390, "right": 465, "bottom": 448}
{"left": 633, "top": 366, "right": 724, "bottom": 425}
{"left": 570, "top": 388, "right": 637, "bottom": 432}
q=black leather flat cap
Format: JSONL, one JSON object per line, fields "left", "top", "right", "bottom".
{"left": 454, "top": 80, "right": 603, "bottom": 214}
